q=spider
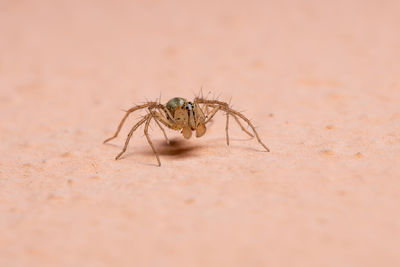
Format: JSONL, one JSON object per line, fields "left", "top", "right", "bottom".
{"left": 103, "top": 97, "right": 270, "bottom": 166}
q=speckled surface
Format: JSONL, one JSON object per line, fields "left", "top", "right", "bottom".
{"left": 1, "top": 1, "right": 400, "bottom": 266}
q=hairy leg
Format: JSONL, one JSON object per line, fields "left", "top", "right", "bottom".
{"left": 160, "top": 106, "right": 176, "bottom": 123}
{"left": 151, "top": 109, "right": 175, "bottom": 129}
{"left": 226, "top": 107, "right": 270, "bottom": 152}
{"left": 115, "top": 114, "right": 150, "bottom": 160}
{"left": 225, "top": 110, "right": 230, "bottom": 146}
{"left": 201, "top": 104, "right": 210, "bottom": 117}
{"left": 144, "top": 116, "right": 161, "bottom": 166}
{"left": 204, "top": 106, "right": 220, "bottom": 123}
{"left": 195, "top": 98, "right": 269, "bottom": 151}
{"left": 206, "top": 105, "right": 211, "bottom": 116}
{"left": 232, "top": 114, "right": 254, "bottom": 137}
{"left": 148, "top": 109, "right": 170, "bottom": 145}
{"left": 104, "top": 102, "right": 157, "bottom": 143}
{"left": 203, "top": 104, "right": 253, "bottom": 137}
{"left": 198, "top": 104, "right": 211, "bottom": 120}
{"left": 152, "top": 115, "right": 170, "bottom": 145}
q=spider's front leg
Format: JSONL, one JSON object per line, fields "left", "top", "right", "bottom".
{"left": 104, "top": 102, "right": 157, "bottom": 144}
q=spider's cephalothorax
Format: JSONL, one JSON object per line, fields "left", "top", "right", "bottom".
{"left": 104, "top": 96, "right": 269, "bottom": 166}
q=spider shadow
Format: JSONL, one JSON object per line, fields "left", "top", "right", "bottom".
{"left": 127, "top": 137, "right": 202, "bottom": 159}
{"left": 104, "top": 135, "right": 267, "bottom": 166}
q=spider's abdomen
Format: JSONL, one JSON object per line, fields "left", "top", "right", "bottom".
{"left": 166, "top": 97, "right": 186, "bottom": 115}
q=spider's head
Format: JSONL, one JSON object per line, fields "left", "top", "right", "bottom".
{"left": 166, "top": 97, "right": 207, "bottom": 139}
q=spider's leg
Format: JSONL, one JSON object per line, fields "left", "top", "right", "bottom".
{"left": 225, "top": 109, "right": 230, "bottom": 146}
{"left": 226, "top": 107, "right": 270, "bottom": 152}
{"left": 204, "top": 106, "right": 220, "bottom": 124}
{"left": 153, "top": 116, "right": 169, "bottom": 145}
{"left": 196, "top": 103, "right": 206, "bottom": 121}
{"left": 152, "top": 108, "right": 175, "bottom": 129}
{"left": 232, "top": 114, "right": 254, "bottom": 137}
{"left": 205, "top": 104, "right": 253, "bottom": 137}
{"left": 104, "top": 102, "right": 157, "bottom": 143}
{"left": 144, "top": 115, "right": 161, "bottom": 166}
{"left": 148, "top": 108, "right": 170, "bottom": 145}
{"left": 115, "top": 114, "right": 150, "bottom": 160}
{"left": 194, "top": 98, "right": 229, "bottom": 108}
{"left": 159, "top": 106, "right": 176, "bottom": 124}
{"left": 195, "top": 98, "right": 268, "bottom": 151}
{"left": 206, "top": 105, "right": 211, "bottom": 116}
{"left": 200, "top": 104, "right": 210, "bottom": 117}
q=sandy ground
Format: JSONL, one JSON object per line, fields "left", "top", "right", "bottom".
{"left": 1, "top": 0, "right": 400, "bottom": 266}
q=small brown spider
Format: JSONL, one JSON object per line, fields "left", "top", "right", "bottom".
{"left": 104, "top": 97, "right": 269, "bottom": 166}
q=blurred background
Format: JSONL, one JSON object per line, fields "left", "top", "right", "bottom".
{"left": 1, "top": 0, "right": 399, "bottom": 266}
{"left": 1, "top": 0, "right": 399, "bottom": 123}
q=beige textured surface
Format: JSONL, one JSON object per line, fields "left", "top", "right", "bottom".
{"left": 1, "top": 1, "right": 400, "bottom": 266}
